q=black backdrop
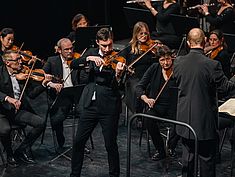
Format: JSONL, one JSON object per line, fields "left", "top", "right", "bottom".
{"left": 1, "top": 0, "right": 130, "bottom": 60}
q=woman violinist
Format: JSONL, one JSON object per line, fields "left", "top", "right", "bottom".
{"left": 205, "top": 29, "right": 231, "bottom": 78}
{"left": 119, "top": 21, "right": 161, "bottom": 114}
{"left": 0, "top": 28, "right": 15, "bottom": 65}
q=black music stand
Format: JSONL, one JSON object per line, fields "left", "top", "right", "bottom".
{"left": 48, "top": 85, "right": 86, "bottom": 163}
{"left": 75, "top": 25, "right": 111, "bottom": 52}
{"left": 123, "top": 6, "right": 156, "bottom": 33}
{"left": 170, "top": 14, "right": 200, "bottom": 55}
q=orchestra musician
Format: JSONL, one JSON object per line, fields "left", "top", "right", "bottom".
{"left": 0, "top": 50, "right": 51, "bottom": 166}
{"left": 141, "top": 0, "right": 181, "bottom": 49}
{"left": 173, "top": 28, "right": 235, "bottom": 177}
{"left": 205, "top": 29, "right": 231, "bottom": 79}
{"left": 42, "top": 38, "right": 81, "bottom": 153}
{"left": 69, "top": 28, "right": 125, "bottom": 177}
{"left": 0, "top": 28, "right": 15, "bottom": 66}
{"left": 67, "top": 13, "right": 89, "bottom": 52}
{"left": 119, "top": 21, "right": 159, "bottom": 116}
{"left": 136, "top": 45, "right": 180, "bottom": 160}
{"left": 199, "top": 0, "right": 235, "bottom": 34}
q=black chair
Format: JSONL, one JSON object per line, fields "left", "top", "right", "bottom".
{"left": 0, "top": 145, "right": 7, "bottom": 177}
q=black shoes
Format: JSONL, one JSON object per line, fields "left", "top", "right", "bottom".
{"left": 7, "top": 156, "right": 19, "bottom": 167}
{"left": 84, "top": 146, "right": 90, "bottom": 154}
{"left": 151, "top": 151, "right": 166, "bottom": 161}
{"left": 168, "top": 149, "right": 177, "bottom": 157}
{"left": 14, "top": 150, "right": 36, "bottom": 164}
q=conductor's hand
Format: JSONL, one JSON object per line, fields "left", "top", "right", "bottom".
{"left": 48, "top": 82, "right": 63, "bottom": 93}
{"left": 6, "top": 96, "right": 21, "bottom": 110}
{"left": 87, "top": 56, "right": 105, "bottom": 67}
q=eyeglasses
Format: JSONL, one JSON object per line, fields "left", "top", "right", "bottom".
{"left": 139, "top": 32, "right": 149, "bottom": 36}
{"left": 7, "top": 57, "right": 21, "bottom": 62}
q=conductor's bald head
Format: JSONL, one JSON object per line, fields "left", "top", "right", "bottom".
{"left": 187, "top": 28, "right": 206, "bottom": 48}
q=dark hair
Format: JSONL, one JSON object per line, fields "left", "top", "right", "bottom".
{"left": 209, "top": 29, "right": 227, "bottom": 48}
{"left": 0, "top": 28, "right": 14, "bottom": 38}
{"left": 155, "top": 45, "right": 174, "bottom": 58}
{"left": 96, "top": 28, "right": 113, "bottom": 41}
{"left": 71, "top": 13, "right": 88, "bottom": 31}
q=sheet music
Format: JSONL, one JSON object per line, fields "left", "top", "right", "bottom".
{"left": 219, "top": 98, "right": 235, "bottom": 116}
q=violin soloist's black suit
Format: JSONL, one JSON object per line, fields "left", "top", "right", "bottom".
{"left": 70, "top": 48, "right": 124, "bottom": 177}
{"left": 0, "top": 64, "right": 45, "bottom": 157}
{"left": 43, "top": 55, "right": 79, "bottom": 147}
{"left": 173, "top": 48, "right": 235, "bottom": 177}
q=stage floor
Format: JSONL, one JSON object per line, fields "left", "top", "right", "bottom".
{"left": 0, "top": 104, "right": 234, "bottom": 177}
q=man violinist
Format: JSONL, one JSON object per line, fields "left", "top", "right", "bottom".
{"left": 0, "top": 50, "right": 50, "bottom": 166}
{"left": 42, "top": 38, "right": 81, "bottom": 152}
{"left": 69, "top": 28, "right": 126, "bottom": 177}
{"left": 136, "top": 45, "right": 179, "bottom": 161}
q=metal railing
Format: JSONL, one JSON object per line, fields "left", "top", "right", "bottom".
{"left": 126, "top": 113, "right": 198, "bottom": 177}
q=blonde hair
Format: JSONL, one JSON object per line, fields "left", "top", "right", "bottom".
{"left": 129, "top": 21, "right": 150, "bottom": 54}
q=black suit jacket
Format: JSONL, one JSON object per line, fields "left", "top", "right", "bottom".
{"left": 70, "top": 48, "right": 124, "bottom": 115}
{"left": 0, "top": 65, "right": 45, "bottom": 116}
{"left": 173, "top": 48, "right": 235, "bottom": 140}
{"left": 43, "top": 55, "right": 79, "bottom": 100}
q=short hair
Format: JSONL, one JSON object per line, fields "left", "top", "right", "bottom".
{"left": 56, "top": 38, "right": 71, "bottom": 48}
{"left": 96, "top": 28, "right": 113, "bottom": 41}
{"left": 187, "top": 28, "right": 205, "bottom": 46}
{"left": 2, "top": 50, "right": 18, "bottom": 61}
{"left": 0, "top": 28, "right": 14, "bottom": 38}
{"left": 155, "top": 45, "right": 175, "bottom": 59}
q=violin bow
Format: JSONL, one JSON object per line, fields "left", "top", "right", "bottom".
{"left": 148, "top": 71, "right": 173, "bottom": 110}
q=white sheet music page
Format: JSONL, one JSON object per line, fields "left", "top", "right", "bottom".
{"left": 219, "top": 98, "right": 235, "bottom": 116}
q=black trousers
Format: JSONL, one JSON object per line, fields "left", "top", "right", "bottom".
{"left": 181, "top": 137, "right": 216, "bottom": 177}
{"left": 0, "top": 110, "right": 44, "bottom": 155}
{"left": 70, "top": 101, "right": 120, "bottom": 177}
{"left": 145, "top": 109, "right": 165, "bottom": 154}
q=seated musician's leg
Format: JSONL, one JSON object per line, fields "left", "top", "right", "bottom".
{"left": 14, "top": 110, "right": 44, "bottom": 163}
{"left": 0, "top": 115, "right": 19, "bottom": 167}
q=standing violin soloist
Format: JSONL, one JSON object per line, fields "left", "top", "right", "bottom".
{"left": 69, "top": 28, "right": 125, "bottom": 177}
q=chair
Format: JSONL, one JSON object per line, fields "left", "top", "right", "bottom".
{"left": 138, "top": 117, "right": 171, "bottom": 158}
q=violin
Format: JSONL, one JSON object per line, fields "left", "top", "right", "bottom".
{"left": 103, "top": 51, "right": 126, "bottom": 70}
{"left": 139, "top": 39, "right": 160, "bottom": 55}
{"left": 9, "top": 45, "right": 44, "bottom": 64}
{"left": 66, "top": 52, "right": 81, "bottom": 65}
{"left": 206, "top": 45, "right": 223, "bottom": 59}
{"left": 19, "top": 65, "right": 62, "bottom": 82}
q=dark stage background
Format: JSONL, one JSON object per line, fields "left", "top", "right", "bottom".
{"left": 1, "top": 0, "right": 131, "bottom": 60}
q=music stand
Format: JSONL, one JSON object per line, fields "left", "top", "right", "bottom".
{"left": 170, "top": 14, "right": 200, "bottom": 55}
{"left": 48, "top": 84, "right": 86, "bottom": 162}
{"left": 75, "top": 25, "right": 111, "bottom": 52}
{"left": 123, "top": 6, "right": 156, "bottom": 33}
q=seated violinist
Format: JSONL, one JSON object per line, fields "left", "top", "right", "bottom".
{"left": 69, "top": 27, "right": 126, "bottom": 177}
{"left": 0, "top": 50, "right": 51, "bottom": 166}
{"left": 42, "top": 38, "right": 82, "bottom": 153}
{"left": 204, "top": 29, "right": 231, "bottom": 79}
{"left": 136, "top": 45, "right": 179, "bottom": 160}
{"left": 119, "top": 21, "right": 160, "bottom": 117}
{"left": 0, "top": 28, "right": 15, "bottom": 66}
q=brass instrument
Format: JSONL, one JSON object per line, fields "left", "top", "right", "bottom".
{"left": 126, "top": 0, "right": 163, "bottom": 4}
